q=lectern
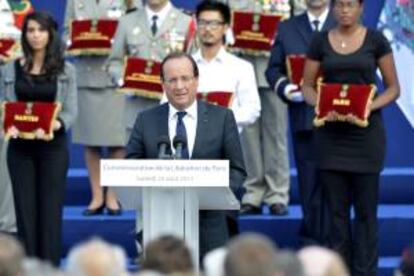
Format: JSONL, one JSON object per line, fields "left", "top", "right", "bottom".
{"left": 101, "top": 159, "right": 240, "bottom": 267}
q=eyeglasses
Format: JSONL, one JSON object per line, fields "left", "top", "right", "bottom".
{"left": 197, "top": 19, "right": 225, "bottom": 29}
{"left": 333, "top": 1, "right": 360, "bottom": 10}
{"left": 164, "top": 75, "right": 195, "bottom": 86}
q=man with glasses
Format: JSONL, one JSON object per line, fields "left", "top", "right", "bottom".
{"left": 266, "top": 0, "right": 335, "bottom": 245}
{"left": 193, "top": 1, "right": 260, "bottom": 132}
{"left": 126, "top": 52, "right": 246, "bottom": 259}
{"left": 193, "top": 1, "right": 261, "bottom": 235}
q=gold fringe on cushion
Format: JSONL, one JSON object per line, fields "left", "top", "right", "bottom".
{"left": 117, "top": 88, "right": 163, "bottom": 100}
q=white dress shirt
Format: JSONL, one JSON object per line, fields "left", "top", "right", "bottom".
{"left": 193, "top": 47, "right": 261, "bottom": 132}
{"left": 168, "top": 100, "right": 198, "bottom": 158}
{"left": 145, "top": 1, "right": 172, "bottom": 31}
{"left": 307, "top": 8, "right": 329, "bottom": 31}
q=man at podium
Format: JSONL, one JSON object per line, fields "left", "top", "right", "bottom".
{"left": 126, "top": 52, "right": 246, "bottom": 258}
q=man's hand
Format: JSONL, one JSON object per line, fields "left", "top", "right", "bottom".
{"left": 284, "top": 83, "right": 304, "bottom": 102}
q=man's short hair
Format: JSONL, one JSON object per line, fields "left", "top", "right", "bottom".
{"left": 66, "top": 238, "right": 128, "bottom": 276}
{"left": 195, "top": 0, "right": 231, "bottom": 25}
{"left": 0, "top": 233, "right": 25, "bottom": 276}
{"left": 160, "top": 52, "right": 199, "bottom": 81}
{"left": 224, "top": 233, "right": 279, "bottom": 276}
{"left": 141, "top": 235, "right": 194, "bottom": 274}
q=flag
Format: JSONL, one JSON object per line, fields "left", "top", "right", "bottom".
{"left": 378, "top": 0, "right": 414, "bottom": 128}
{"left": 8, "top": 0, "right": 34, "bottom": 29}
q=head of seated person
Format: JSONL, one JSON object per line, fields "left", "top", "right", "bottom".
{"left": 224, "top": 233, "right": 280, "bottom": 276}
{"left": 141, "top": 235, "right": 194, "bottom": 275}
{"left": 0, "top": 233, "right": 25, "bottom": 276}
{"left": 65, "top": 238, "right": 128, "bottom": 276}
{"left": 298, "top": 246, "right": 349, "bottom": 276}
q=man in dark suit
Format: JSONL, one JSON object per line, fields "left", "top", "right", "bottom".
{"left": 265, "top": 0, "right": 335, "bottom": 246}
{"left": 126, "top": 52, "right": 246, "bottom": 258}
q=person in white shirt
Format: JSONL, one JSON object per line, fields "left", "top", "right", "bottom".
{"left": 193, "top": 1, "right": 261, "bottom": 235}
{"left": 192, "top": 47, "right": 260, "bottom": 131}
{"left": 193, "top": 2, "right": 260, "bottom": 132}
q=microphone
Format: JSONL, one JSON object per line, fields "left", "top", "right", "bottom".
{"left": 157, "top": 135, "right": 171, "bottom": 159}
{"left": 173, "top": 135, "right": 187, "bottom": 159}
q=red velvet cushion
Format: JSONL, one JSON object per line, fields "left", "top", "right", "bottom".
{"left": 3, "top": 102, "right": 61, "bottom": 140}
{"left": 67, "top": 19, "right": 118, "bottom": 56}
{"left": 314, "top": 82, "right": 376, "bottom": 127}
{"left": 229, "top": 11, "right": 283, "bottom": 55}
{"left": 197, "top": 91, "right": 234, "bottom": 107}
{"left": 0, "top": 38, "right": 17, "bottom": 59}
{"left": 286, "top": 55, "right": 323, "bottom": 90}
{"left": 117, "top": 57, "right": 163, "bottom": 99}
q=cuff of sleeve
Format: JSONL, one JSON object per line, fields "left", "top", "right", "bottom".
{"left": 275, "top": 78, "right": 290, "bottom": 103}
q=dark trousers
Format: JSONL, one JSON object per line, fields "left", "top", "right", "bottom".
{"left": 320, "top": 170, "right": 379, "bottom": 276}
{"left": 8, "top": 134, "right": 68, "bottom": 266}
{"left": 292, "top": 130, "right": 328, "bottom": 246}
{"left": 199, "top": 210, "right": 229, "bottom": 262}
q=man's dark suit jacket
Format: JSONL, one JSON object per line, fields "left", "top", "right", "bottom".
{"left": 126, "top": 100, "right": 246, "bottom": 258}
{"left": 265, "top": 11, "right": 336, "bottom": 132}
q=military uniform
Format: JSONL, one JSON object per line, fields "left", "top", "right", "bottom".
{"left": 107, "top": 3, "right": 192, "bottom": 136}
{"left": 0, "top": 0, "right": 20, "bottom": 40}
{"left": 0, "top": 0, "right": 19, "bottom": 233}
{"left": 226, "top": 0, "right": 291, "bottom": 209}
{"left": 107, "top": 2, "right": 191, "bottom": 214}
{"left": 64, "top": 0, "right": 140, "bottom": 146}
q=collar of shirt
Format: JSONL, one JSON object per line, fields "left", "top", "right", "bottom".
{"left": 307, "top": 7, "right": 329, "bottom": 31}
{"left": 145, "top": 1, "right": 172, "bottom": 29}
{"left": 168, "top": 100, "right": 198, "bottom": 122}
{"left": 193, "top": 47, "right": 228, "bottom": 65}
{"left": 168, "top": 100, "right": 198, "bottom": 157}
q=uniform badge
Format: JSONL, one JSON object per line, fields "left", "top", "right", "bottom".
{"left": 133, "top": 27, "right": 141, "bottom": 35}
{"left": 166, "top": 29, "right": 185, "bottom": 53}
{"left": 107, "top": 1, "right": 123, "bottom": 18}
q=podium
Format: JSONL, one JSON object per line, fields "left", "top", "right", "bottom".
{"left": 101, "top": 159, "right": 240, "bottom": 267}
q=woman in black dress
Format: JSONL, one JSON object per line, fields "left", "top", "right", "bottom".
{"left": 302, "top": 0, "right": 400, "bottom": 275}
{"left": 0, "top": 12, "right": 77, "bottom": 265}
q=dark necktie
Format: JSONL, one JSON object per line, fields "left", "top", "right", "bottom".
{"left": 176, "top": 111, "right": 189, "bottom": 159}
{"left": 312, "top": 20, "right": 320, "bottom": 32}
{"left": 151, "top": 15, "right": 158, "bottom": 36}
